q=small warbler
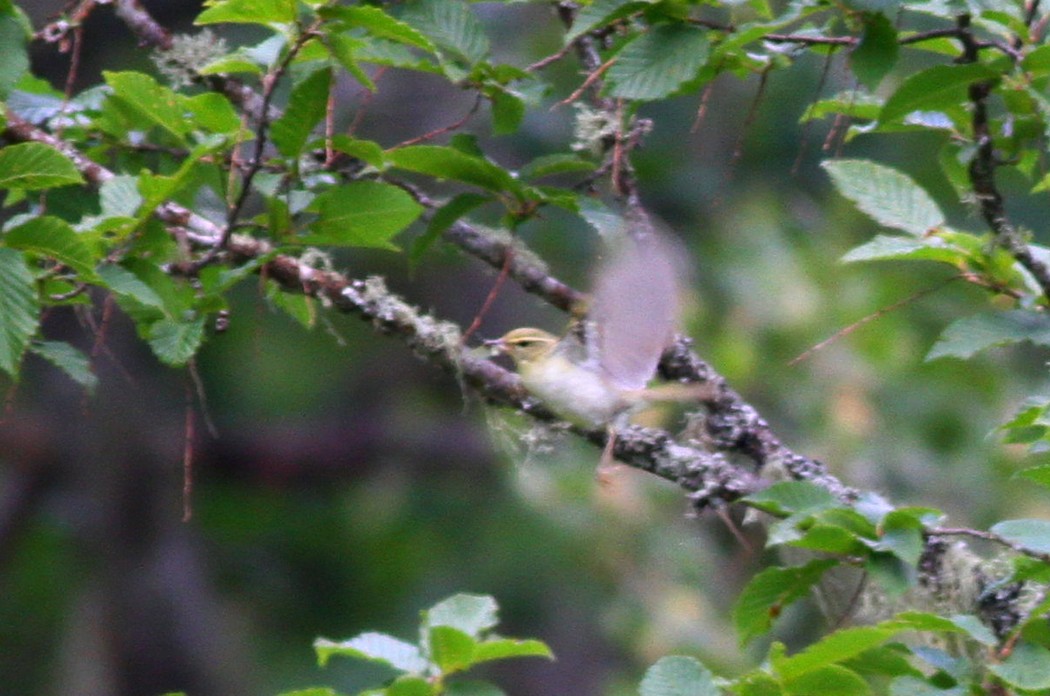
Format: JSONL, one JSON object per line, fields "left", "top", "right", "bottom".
{"left": 487, "top": 224, "right": 685, "bottom": 450}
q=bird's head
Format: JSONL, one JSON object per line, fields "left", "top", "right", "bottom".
{"left": 486, "top": 328, "right": 559, "bottom": 367}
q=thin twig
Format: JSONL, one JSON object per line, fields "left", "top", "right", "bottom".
{"left": 789, "top": 275, "right": 961, "bottom": 366}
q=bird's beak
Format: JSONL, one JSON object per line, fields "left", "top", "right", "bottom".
{"left": 482, "top": 337, "right": 507, "bottom": 356}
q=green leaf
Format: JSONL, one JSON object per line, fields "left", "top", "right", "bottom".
{"left": 733, "top": 559, "right": 838, "bottom": 644}
{"left": 888, "top": 676, "right": 965, "bottom": 695}
{"left": 103, "top": 71, "right": 190, "bottom": 145}
{"left": 0, "top": 142, "right": 84, "bottom": 190}
{"left": 324, "top": 34, "right": 377, "bottom": 92}
{"left": 428, "top": 626, "right": 477, "bottom": 674}
{"left": 304, "top": 181, "right": 422, "bottom": 249}
{"left": 410, "top": 192, "right": 492, "bottom": 266}
{"left": 823, "top": 159, "right": 944, "bottom": 236}
{"left": 991, "top": 519, "right": 1050, "bottom": 554}
{"left": 1017, "top": 464, "right": 1050, "bottom": 490}
{"left": 774, "top": 626, "right": 897, "bottom": 680}
{"left": 400, "top": 0, "right": 489, "bottom": 67}
{"left": 29, "top": 340, "right": 97, "bottom": 393}
{"left": 97, "top": 264, "right": 166, "bottom": 310}
{"left": 639, "top": 655, "right": 720, "bottom": 696}
{"left": 566, "top": 0, "right": 652, "bottom": 42}
{"left": 519, "top": 154, "right": 596, "bottom": 181}
{"left": 471, "top": 638, "right": 553, "bottom": 664}
{"left": 785, "top": 664, "right": 868, "bottom": 695}
{"left": 320, "top": 5, "right": 435, "bottom": 52}
{"left": 195, "top": 0, "right": 297, "bottom": 25}
{"left": 877, "top": 511, "right": 924, "bottom": 566}
{"left": 181, "top": 92, "right": 241, "bottom": 135}
{"left": 989, "top": 642, "right": 1050, "bottom": 690}
{"left": 851, "top": 13, "right": 898, "bottom": 91}
{"left": 744, "top": 481, "right": 839, "bottom": 516}
{"left": 148, "top": 316, "right": 206, "bottom": 367}
{"left": 800, "top": 92, "right": 883, "bottom": 124}
{"left": 4, "top": 216, "right": 96, "bottom": 279}
{"left": 387, "top": 676, "right": 437, "bottom": 696}
{"left": 314, "top": 632, "right": 430, "bottom": 672}
{"left": 490, "top": 88, "right": 524, "bottom": 135}
{"left": 271, "top": 68, "right": 331, "bottom": 158}
{"left": 840, "top": 234, "right": 966, "bottom": 266}
{"left": 879, "top": 63, "right": 997, "bottom": 125}
{"left": 926, "top": 310, "right": 1050, "bottom": 361}
{"left": 387, "top": 145, "right": 518, "bottom": 194}
{"left": 0, "top": 248, "right": 38, "bottom": 378}
{"left": 0, "top": 11, "right": 28, "bottom": 100}
{"left": 100, "top": 175, "right": 144, "bottom": 218}
{"left": 328, "top": 135, "right": 386, "bottom": 168}
{"left": 425, "top": 594, "right": 499, "bottom": 637}
{"left": 442, "top": 682, "right": 502, "bottom": 696}
{"left": 604, "top": 24, "right": 710, "bottom": 100}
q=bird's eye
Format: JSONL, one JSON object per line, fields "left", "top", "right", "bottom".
{"left": 516, "top": 340, "right": 534, "bottom": 348}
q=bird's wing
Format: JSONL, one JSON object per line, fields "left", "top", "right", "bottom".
{"left": 589, "top": 226, "right": 682, "bottom": 391}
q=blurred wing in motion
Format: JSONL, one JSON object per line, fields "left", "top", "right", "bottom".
{"left": 589, "top": 225, "right": 684, "bottom": 391}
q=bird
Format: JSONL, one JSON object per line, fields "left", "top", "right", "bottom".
{"left": 487, "top": 221, "right": 687, "bottom": 463}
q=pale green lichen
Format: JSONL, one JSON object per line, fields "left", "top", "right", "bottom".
{"left": 571, "top": 103, "right": 619, "bottom": 156}
{"left": 153, "top": 30, "right": 229, "bottom": 89}
{"left": 359, "top": 275, "right": 462, "bottom": 356}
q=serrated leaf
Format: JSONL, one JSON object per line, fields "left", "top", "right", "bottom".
{"left": 329, "top": 135, "right": 386, "bottom": 167}
{"left": 195, "top": 0, "right": 297, "bottom": 25}
{"left": 0, "top": 142, "right": 84, "bottom": 190}
{"left": 851, "top": 14, "right": 898, "bottom": 91}
{"left": 4, "top": 216, "right": 96, "bottom": 278}
{"left": 320, "top": 5, "right": 435, "bottom": 52}
{"left": 304, "top": 181, "right": 422, "bottom": 249}
{"left": 181, "top": 92, "right": 241, "bottom": 135}
{"left": 428, "top": 626, "right": 477, "bottom": 674}
{"left": 989, "top": 642, "right": 1050, "bottom": 690}
{"left": 639, "top": 655, "right": 719, "bottom": 696}
{"left": 774, "top": 626, "right": 897, "bottom": 679}
{"left": 800, "top": 92, "right": 883, "bottom": 124}
{"left": 518, "top": 154, "right": 596, "bottom": 181}
{"left": 388, "top": 676, "right": 437, "bottom": 696}
{"left": 100, "top": 175, "right": 143, "bottom": 218}
{"left": 97, "top": 264, "right": 166, "bottom": 310}
{"left": 733, "top": 559, "right": 838, "bottom": 644}
{"left": 879, "top": 63, "right": 997, "bottom": 125}
{"left": 785, "top": 664, "right": 869, "bottom": 695}
{"left": 271, "top": 68, "right": 331, "bottom": 158}
{"left": 103, "top": 71, "right": 189, "bottom": 145}
{"left": 0, "top": 248, "right": 38, "bottom": 377}
{"left": 314, "top": 632, "right": 430, "bottom": 672}
{"left": 148, "top": 316, "right": 206, "bottom": 367}
{"left": 1017, "top": 464, "right": 1050, "bottom": 490}
{"left": 426, "top": 594, "right": 499, "bottom": 637}
{"left": 824, "top": 159, "right": 944, "bottom": 236}
{"left": 888, "top": 676, "right": 965, "bottom": 695}
{"left": 490, "top": 88, "right": 524, "bottom": 135}
{"left": 840, "top": 234, "right": 965, "bottom": 265}
{"left": 744, "top": 481, "right": 839, "bottom": 516}
{"left": 566, "top": 0, "right": 652, "bottom": 42}
{"left": 991, "top": 519, "right": 1050, "bottom": 554}
{"left": 30, "top": 340, "right": 97, "bottom": 393}
{"left": 400, "top": 0, "right": 488, "bottom": 67}
{"left": 0, "top": 12, "right": 28, "bottom": 100}
{"left": 926, "top": 310, "right": 1050, "bottom": 361}
{"left": 324, "top": 34, "right": 376, "bottom": 92}
{"left": 410, "top": 192, "right": 491, "bottom": 266}
{"left": 387, "top": 145, "right": 518, "bottom": 194}
{"left": 605, "top": 24, "right": 709, "bottom": 100}
{"left": 471, "top": 638, "right": 553, "bottom": 664}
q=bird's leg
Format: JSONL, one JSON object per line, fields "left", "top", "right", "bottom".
{"left": 596, "top": 424, "right": 618, "bottom": 485}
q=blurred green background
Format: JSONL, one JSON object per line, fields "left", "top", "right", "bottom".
{"left": 2, "top": 1, "right": 1046, "bottom": 694}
